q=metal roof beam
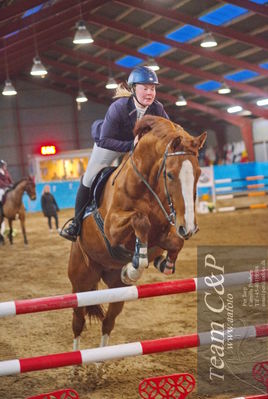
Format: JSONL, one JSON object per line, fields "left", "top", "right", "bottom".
{"left": 0, "top": 0, "right": 94, "bottom": 40}
{"left": 87, "top": 14, "right": 268, "bottom": 78}
{"left": 222, "top": 0, "right": 268, "bottom": 18}
{"left": 116, "top": 0, "right": 268, "bottom": 50}
{"left": 49, "top": 46, "right": 248, "bottom": 126}
{"left": 0, "top": 0, "right": 45, "bottom": 23}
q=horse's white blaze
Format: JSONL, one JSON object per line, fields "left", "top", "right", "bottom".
{"left": 179, "top": 160, "right": 195, "bottom": 232}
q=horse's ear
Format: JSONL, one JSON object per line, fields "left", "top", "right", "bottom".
{"left": 196, "top": 132, "right": 207, "bottom": 150}
{"left": 171, "top": 136, "right": 182, "bottom": 152}
{"left": 133, "top": 115, "right": 158, "bottom": 138}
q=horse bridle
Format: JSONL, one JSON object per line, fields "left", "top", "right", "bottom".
{"left": 130, "top": 141, "right": 196, "bottom": 226}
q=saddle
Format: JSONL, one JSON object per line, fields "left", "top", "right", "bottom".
{"left": 83, "top": 166, "right": 133, "bottom": 263}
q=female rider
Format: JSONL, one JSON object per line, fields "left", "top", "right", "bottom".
{"left": 60, "top": 66, "right": 169, "bottom": 241}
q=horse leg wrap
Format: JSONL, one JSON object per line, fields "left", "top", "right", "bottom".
{"left": 154, "top": 256, "right": 175, "bottom": 275}
{"left": 121, "top": 262, "right": 145, "bottom": 285}
{"left": 132, "top": 238, "right": 148, "bottom": 269}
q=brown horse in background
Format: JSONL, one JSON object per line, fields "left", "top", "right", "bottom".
{"left": 68, "top": 115, "right": 206, "bottom": 351}
{"left": 0, "top": 176, "right": 36, "bottom": 245}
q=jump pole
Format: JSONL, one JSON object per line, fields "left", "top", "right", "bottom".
{"left": 0, "top": 269, "right": 267, "bottom": 318}
{"left": 218, "top": 204, "right": 268, "bottom": 213}
{"left": 215, "top": 175, "right": 268, "bottom": 184}
{"left": 0, "top": 324, "right": 267, "bottom": 376}
{"left": 232, "top": 395, "right": 268, "bottom": 399}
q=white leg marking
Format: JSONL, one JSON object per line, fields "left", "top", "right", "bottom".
{"left": 179, "top": 160, "right": 195, "bottom": 233}
{"left": 73, "top": 336, "right": 80, "bottom": 351}
{"left": 100, "top": 334, "right": 109, "bottom": 347}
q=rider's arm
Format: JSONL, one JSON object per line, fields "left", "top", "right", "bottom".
{"left": 93, "top": 101, "right": 133, "bottom": 153}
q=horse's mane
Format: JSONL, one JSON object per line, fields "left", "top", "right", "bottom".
{"left": 133, "top": 115, "right": 206, "bottom": 155}
{"left": 11, "top": 176, "right": 33, "bottom": 190}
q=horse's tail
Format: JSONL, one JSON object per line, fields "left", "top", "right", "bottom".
{"left": 85, "top": 304, "right": 105, "bottom": 322}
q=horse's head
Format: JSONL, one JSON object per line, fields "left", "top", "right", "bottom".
{"left": 134, "top": 116, "right": 207, "bottom": 240}
{"left": 24, "top": 176, "right": 36, "bottom": 201}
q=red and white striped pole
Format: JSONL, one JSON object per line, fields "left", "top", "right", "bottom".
{"left": 0, "top": 269, "right": 267, "bottom": 318}
{"left": 0, "top": 324, "right": 267, "bottom": 376}
{"left": 232, "top": 395, "right": 268, "bottom": 399}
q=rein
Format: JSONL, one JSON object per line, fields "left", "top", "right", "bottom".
{"left": 130, "top": 141, "right": 196, "bottom": 226}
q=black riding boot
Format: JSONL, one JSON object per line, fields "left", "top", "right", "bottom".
{"left": 60, "top": 183, "right": 91, "bottom": 242}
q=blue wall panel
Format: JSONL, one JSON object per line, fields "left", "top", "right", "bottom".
{"left": 24, "top": 162, "right": 268, "bottom": 212}
{"left": 23, "top": 181, "right": 79, "bottom": 212}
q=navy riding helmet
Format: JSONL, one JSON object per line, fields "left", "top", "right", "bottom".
{"left": 127, "top": 66, "right": 159, "bottom": 86}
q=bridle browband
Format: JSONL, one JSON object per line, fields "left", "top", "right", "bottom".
{"left": 130, "top": 140, "right": 197, "bottom": 226}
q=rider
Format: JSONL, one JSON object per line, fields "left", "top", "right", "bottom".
{"left": 60, "top": 66, "right": 169, "bottom": 242}
{"left": 0, "top": 160, "right": 13, "bottom": 218}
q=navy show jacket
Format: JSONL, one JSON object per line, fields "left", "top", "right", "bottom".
{"left": 91, "top": 95, "right": 169, "bottom": 153}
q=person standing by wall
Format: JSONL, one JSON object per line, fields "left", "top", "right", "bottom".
{"left": 41, "top": 185, "right": 60, "bottom": 232}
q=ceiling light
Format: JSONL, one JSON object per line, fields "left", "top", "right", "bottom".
{"left": 73, "top": 21, "right": 94, "bottom": 44}
{"left": 227, "top": 105, "right": 243, "bottom": 113}
{"left": 30, "top": 56, "right": 47, "bottom": 77}
{"left": 175, "top": 95, "right": 187, "bottom": 106}
{"left": 257, "top": 98, "right": 268, "bottom": 106}
{"left": 105, "top": 76, "right": 118, "bottom": 90}
{"left": 2, "top": 79, "right": 17, "bottom": 96}
{"left": 76, "top": 90, "right": 88, "bottom": 103}
{"left": 200, "top": 32, "right": 217, "bottom": 48}
{"left": 218, "top": 83, "right": 231, "bottom": 94}
{"left": 146, "top": 57, "right": 160, "bottom": 71}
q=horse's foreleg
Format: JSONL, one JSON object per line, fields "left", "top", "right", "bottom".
{"left": 19, "top": 217, "right": 28, "bottom": 245}
{"left": 121, "top": 212, "right": 150, "bottom": 285}
{"left": 154, "top": 229, "right": 184, "bottom": 275}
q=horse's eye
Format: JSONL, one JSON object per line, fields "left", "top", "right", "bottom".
{"left": 167, "top": 172, "right": 174, "bottom": 180}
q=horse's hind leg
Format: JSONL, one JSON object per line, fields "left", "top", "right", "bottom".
{"left": 68, "top": 241, "right": 103, "bottom": 351}
{"left": 8, "top": 219, "right": 13, "bottom": 245}
{"left": 0, "top": 218, "right": 5, "bottom": 245}
{"left": 101, "top": 269, "right": 125, "bottom": 347}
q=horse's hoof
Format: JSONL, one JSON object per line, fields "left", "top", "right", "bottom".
{"left": 120, "top": 265, "right": 136, "bottom": 285}
{"left": 154, "top": 256, "right": 175, "bottom": 275}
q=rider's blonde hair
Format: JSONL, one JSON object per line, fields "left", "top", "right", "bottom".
{"left": 113, "top": 82, "right": 132, "bottom": 99}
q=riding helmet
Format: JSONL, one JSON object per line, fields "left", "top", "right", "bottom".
{"left": 127, "top": 66, "right": 159, "bottom": 86}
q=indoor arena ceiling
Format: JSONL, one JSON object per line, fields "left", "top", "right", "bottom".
{"left": 0, "top": 0, "right": 268, "bottom": 133}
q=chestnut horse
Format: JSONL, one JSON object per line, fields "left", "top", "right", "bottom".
{"left": 0, "top": 176, "right": 36, "bottom": 245}
{"left": 68, "top": 116, "right": 206, "bottom": 350}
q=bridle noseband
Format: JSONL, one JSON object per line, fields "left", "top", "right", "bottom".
{"left": 130, "top": 140, "right": 196, "bottom": 226}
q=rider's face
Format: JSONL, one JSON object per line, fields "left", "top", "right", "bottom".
{"left": 135, "top": 84, "right": 156, "bottom": 107}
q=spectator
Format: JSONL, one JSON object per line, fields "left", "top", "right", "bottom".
{"left": 41, "top": 185, "right": 60, "bottom": 232}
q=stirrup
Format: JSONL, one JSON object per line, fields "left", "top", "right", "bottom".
{"left": 59, "top": 218, "right": 79, "bottom": 242}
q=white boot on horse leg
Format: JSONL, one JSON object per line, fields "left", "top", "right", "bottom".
{"left": 121, "top": 238, "right": 148, "bottom": 285}
{"left": 154, "top": 254, "right": 175, "bottom": 275}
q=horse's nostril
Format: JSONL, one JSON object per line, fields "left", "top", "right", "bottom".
{"left": 179, "top": 226, "right": 187, "bottom": 237}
